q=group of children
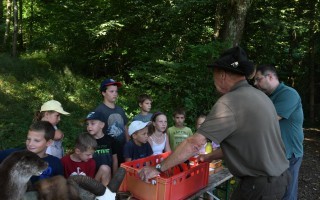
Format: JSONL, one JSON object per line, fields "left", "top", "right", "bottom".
{"left": 0, "top": 78, "right": 218, "bottom": 189}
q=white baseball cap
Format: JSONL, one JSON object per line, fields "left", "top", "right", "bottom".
{"left": 128, "top": 121, "right": 150, "bottom": 136}
{"left": 40, "top": 100, "right": 70, "bottom": 115}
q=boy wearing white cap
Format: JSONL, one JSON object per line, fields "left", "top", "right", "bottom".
{"left": 34, "top": 100, "right": 70, "bottom": 159}
{"left": 123, "top": 121, "right": 153, "bottom": 162}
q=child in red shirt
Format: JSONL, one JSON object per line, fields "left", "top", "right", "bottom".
{"left": 61, "top": 132, "right": 97, "bottom": 178}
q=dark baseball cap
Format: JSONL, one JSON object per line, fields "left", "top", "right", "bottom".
{"left": 99, "top": 78, "right": 122, "bottom": 92}
{"left": 86, "top": 111, "right": 105, "bottom": 122}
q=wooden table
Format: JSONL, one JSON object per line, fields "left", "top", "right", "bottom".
{"left": 187, "top": 167, "right": 233, "bottom": 200}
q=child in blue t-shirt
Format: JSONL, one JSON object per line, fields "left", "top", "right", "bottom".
{"left": 0, "top": 121, "right": 63, "bottom": 184}
{"left": 123, "top": 121, "right": 153, "bottom": 162}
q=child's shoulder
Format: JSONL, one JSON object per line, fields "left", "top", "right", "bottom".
{"left": 168, "top": 126, "right": 177, "bottom": 131}
{"left": 142, "top": 141, "right": 152, "bottom": 148}
{"left": 0, "top": 148, "right": 25, "bottom": 163}
{"left": 124, "top": 140, "right": 135, "bottom": 147}
{"left": 86, "top": 158, "right": 96, "bottom": 165}
{"left": 133, "top": 113, "right": 153, "bottom": 122}
{"left": 60, "top": 154, "right": 71, "bottom": 161}
{"left": 98, "top": 133, "right": 115, "bottom": 142}
{"left": 44, "top": 154, "right": 62, "bottom": 163}
{"left": 0, "top": 147, "right": 24, "bottom": 155}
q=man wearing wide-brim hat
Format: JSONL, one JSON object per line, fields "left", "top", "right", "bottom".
{"left": 139, "top": 46, "right": 290, "bottom": 200}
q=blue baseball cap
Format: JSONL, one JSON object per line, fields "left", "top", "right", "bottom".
{"left": 100, "top": 78, "right": 122, "bottom": 92}
{"left": 86, "top": 111, "right": 105, "bottom": 122}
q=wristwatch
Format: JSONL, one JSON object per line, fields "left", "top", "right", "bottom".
{"left": 155, "top": 163, "right": 163, "bottom": 173}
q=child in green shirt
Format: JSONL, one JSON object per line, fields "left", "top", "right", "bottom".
{"left": 168, "top": 108, "right": 193, "bottom": 151}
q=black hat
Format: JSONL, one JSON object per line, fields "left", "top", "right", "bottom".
{"left": 208, "top": 46, "right": 254, "bottom": 76}
{"left": 99, "top": 78, "right": 122, "bottom": 92}
{"left": 86, "top": 111, "right": 105, "bottom": 122}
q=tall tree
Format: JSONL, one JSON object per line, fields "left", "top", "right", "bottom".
{"left": 12, "top": 0, "right": 18, "bottom": 57}
{"left": 28, "top": 0, "right": 34, "bottom": 45}
{"left": 18, "top": 0, "right": 23, "bottom": 51}
{"left": 3, "top": 0, "right": 12, "bottom": 50}
{"left": 306, "top": 0, "right": 319, "bottom": 123}
{"left": 0, "top": 0, "right": 3, "bottom": 22}
{"left": 220, "top": 0, "right": 254, "bottom": 46}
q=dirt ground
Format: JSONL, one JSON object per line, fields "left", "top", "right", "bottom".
{"left": 298, "top": 128, "right": 320, "bottom": 200}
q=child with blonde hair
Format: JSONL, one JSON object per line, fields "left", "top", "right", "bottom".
{"left": 34, "top": 100, "right": 70, "bottom": 158}
{"left": 61, "top": 132, "right": 97, "bottom": 178}
{"left": 86, "top": 111, "right": 119, "bottom": 186}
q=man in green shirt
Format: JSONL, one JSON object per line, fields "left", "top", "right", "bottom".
{"left": 255, "top": 64, "right": 304, "bottom": 200}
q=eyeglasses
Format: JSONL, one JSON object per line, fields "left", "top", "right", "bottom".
{"left": 254, "top": 74, "right": 270, "bottom": 83}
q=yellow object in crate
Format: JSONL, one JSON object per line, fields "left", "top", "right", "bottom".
{"left": 205, "top": 142, "right": 213, "bottom": 154}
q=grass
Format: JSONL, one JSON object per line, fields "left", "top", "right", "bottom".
{"left": 0, "top": 52, "right": 114, "bottom": 150}
{"left": 1, "top": 51, "right": 206, "bottom": 150}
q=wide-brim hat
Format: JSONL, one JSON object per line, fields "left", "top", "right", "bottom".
{"left": 207, "top": 46, "right": 254, "bottom": 76}
{"left": 40, "top": 100, "right": 70, "bottom": 115}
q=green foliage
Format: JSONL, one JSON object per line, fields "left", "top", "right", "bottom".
{"left": 243, "top": 0, "right": 320, "bottom": 123}
{"left": 0, "top": 43, "right": 221, "bottom": 149}
{"left": 1, "top": 0, "right": 319, "bottom": 149}
{"left": 0, "top": 52, "right": 100, "bottom": 149}
{"left": 125, "top": 41, "right": 223, "bottom": 128}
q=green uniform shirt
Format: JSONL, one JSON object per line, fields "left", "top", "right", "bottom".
{"left": 197, "top": 80, "right": 289, "bottom": 177}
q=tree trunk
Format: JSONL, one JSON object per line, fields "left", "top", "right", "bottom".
{"left": 309, "top": 42, "right": 315, "bottom": 124}
{"left": 0, "top": 0, "right": 3, "bottom": 22}
{"left": 12, "top": 0, "right": 17, "bottom": 57}
{"left": 221, "top": 0, "right": 253, "bottom": 47}
{"left": 3, "top": 0, "right": 12, "bottom": 50}
{"left": 18, "top": 0, "right": 23, "bottom": 51}
{"left": 29, "top": 0, "right": 33, "bottom": 45}
{"left": 213, "top": 2, "right": 223, "bottom": 39}
{"left": 0, "top": 0, "right": 3, "bottom": 51}
{"left": 308, "top": 1, "right": 317, "bottom": 124}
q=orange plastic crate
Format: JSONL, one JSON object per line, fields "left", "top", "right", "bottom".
{"left": 119, "top": 152, "right": 209, "bottom": 200}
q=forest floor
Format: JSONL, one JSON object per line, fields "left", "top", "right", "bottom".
{"left": 299, "top": 128, "right": 320, "bottom": 200}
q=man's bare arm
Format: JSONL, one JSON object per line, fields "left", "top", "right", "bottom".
{"left": 160, "top": 133, "right": 207, "bottom": 172}
{"left": 139, "top": 133, "right": 207, "bottom": 182}
{"left": 198, "top": 148, "right": 224, "bottom": 162}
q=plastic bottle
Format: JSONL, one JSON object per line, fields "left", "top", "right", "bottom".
{"left": 205, "top": 140, "right": 213, "bottom": 154}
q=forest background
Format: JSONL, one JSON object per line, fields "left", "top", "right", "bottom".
{"left": 0, "top": 0, "right": 319, "bottom": 150}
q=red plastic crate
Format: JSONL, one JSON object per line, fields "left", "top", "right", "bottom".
{"left": 119, "top": 152, "right": 209, "bottom": 200}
